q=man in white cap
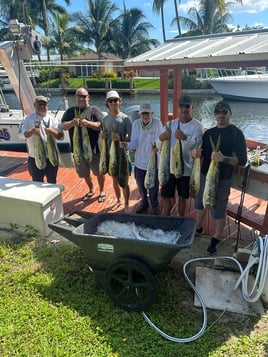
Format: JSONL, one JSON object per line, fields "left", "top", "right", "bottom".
{"left": 19, "top": 95, "right": 63, "bottom": 183}
{"left": 126, "top": 103, "right": 163, "bottom": 214}
{"left": 101, "top": 90, "right": 132, "bottom": 212}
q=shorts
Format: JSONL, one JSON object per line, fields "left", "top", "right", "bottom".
{"left": 28, "top": 156, "right": 58, "bottom": 183}
{"left": 161, "top": 174, "right": 190, "bottom": 199}
{"left": 195, "top": 173, "right": 231, "bottom": 219}
{"left": 74, "top": 153, "right": 101, "bottom": 178}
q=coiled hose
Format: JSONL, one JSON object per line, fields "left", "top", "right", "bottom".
{"left": 141, "top": 235, "right": 268, "bottom": 343}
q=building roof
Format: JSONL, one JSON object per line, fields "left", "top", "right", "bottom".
{"left": 125, "top": 29, "right": 268, "bottom": 69}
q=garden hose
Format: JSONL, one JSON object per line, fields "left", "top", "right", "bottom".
{"left": 141, "top": 234, "right": 268, "bottom": 343}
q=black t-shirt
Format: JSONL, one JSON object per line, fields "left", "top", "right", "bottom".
{"left": 61, "top": 106, "right": 104, "bottom": 153}
{"left": 201, "top": 125, "right": 247, "bottom": 180}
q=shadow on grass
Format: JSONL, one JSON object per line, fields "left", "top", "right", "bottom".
{"left": 2, "top": 234, "right": 266, "bottom": 356}
{"left": 28, "top": 236, "right": 267, "bottom": 356}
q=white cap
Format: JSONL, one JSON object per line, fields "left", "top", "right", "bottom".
{"left": 139, "top": 103, "right": 153, "bottom": 114}
{"left": 106, "top": 90, "right": 120, "bottom": 101}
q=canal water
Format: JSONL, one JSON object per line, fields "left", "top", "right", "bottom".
{"left": 5, "top": 91, "right": 268, "bottom": 143}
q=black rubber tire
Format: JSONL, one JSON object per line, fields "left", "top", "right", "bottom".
{"left": 104, "top": 257, "right": 157, "bottom": 312}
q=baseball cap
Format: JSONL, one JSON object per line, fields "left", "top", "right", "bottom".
{"left": 178, "top": 95, "right": 193, "bottom": 106}
{"left": 214, "top": 100, "right": 231, "bottom": 112}
{"left": 106, "top": 90, "right": 120, "bottom": 101}
{"left": 35, "top": 95, "right": 48, "bottom": 103}
{"left": 139, "top": 103, "right": 153, "bottom": 114}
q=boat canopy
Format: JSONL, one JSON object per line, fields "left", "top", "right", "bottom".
{"left": 125, "top": 29, "right": 268, "bottom": 121}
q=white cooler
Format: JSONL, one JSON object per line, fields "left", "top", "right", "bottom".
{"left": 0, "top": 176, "right": 64, "bottom": 236}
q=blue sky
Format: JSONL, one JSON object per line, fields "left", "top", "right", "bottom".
{"left": 58, "top": 0, "right": 268, "bottom": 43}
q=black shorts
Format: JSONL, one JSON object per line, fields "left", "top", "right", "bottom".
{"left": 161, "top": 174, "right": 190, "bottom": 199}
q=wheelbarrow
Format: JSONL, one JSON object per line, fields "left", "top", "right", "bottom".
{"left": 49, "top": 211, "right": 196, "bottom": 312}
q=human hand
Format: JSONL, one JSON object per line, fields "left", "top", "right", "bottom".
{"left": 211, "top": 150, "right": 224, "bottom": 162}
{"left": 175, "top": 129, "right": 187, "bottom": 140}
{"left": 191, "top": 147, "right": 202, "bottom": 158}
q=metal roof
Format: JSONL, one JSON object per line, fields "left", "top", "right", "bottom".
{"left": 125, "top": 29, "right": 268, "bottom": 69}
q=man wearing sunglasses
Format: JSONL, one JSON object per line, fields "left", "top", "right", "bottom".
{"left": 19, "top": 95, "right": 63, "bottom": 183}
{"left": 193, "top": 100, "right": 247, "bottom": 254}
{"left": 61, "top": 88, "right": 106, "bottom": 203}
{"left": 101, "top": 90, "right": 132, "bottom": 212}
{"left": 159, "top": 95, "right": 203, "bottom": 217}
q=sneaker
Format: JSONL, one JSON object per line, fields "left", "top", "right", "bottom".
{"left": 136, "top": 201, "right": 149, "bottom": 214}
{"left": 207, "top": 238, "right": 220, "bottom": 254}
{"left": 195, "top": 227, "right": 203, "bottom": 236}
{"left": 151, "top": 206, "right": 160, "bottom": 215}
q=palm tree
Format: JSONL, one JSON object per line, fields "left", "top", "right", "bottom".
{"left": 72, "top": 0, "right": 118, "bottom": 54}
{"left": 153, "top": 0, "right": 182, "bottom": 41}
{"left": 107, "top": 3, "right": 159, "bottom": 59}
{"left": 72, "top": 0, "right": 118, "bottom": 77}
{"left": 152, "top": 0, "right": 167, "bottom": 42}
{"left": 179, "top": 0, "right": 233, "bottom": 36}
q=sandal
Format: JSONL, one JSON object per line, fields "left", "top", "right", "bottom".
{"left": 98, "top": 193, "right": 106, "bottom": 203}
{"left": 81, "top": 192, "right": 94, "bottom": 202}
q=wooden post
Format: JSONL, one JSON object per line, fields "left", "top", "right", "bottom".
{"left": 173, "top": 67, "right": 182, "bottom": 119}
{"left": 159, "top": 68, "right": 169, "bottom": 125}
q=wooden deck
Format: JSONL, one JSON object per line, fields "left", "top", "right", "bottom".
{"left": 1, "top": 150, "right": 267, "bottom": 243}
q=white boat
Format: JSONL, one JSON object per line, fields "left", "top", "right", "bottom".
{"left": 200, "top": 68, "right": 268, "bottom": 102}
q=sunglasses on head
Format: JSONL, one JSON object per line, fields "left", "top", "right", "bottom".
{"left": 215, "top": 109, "right": 228, "bottom": 115}
{"left": 76, "top": 94, "right": 87, "bottom": 99}
{"left": 107, "top": 98, "right": 119, "bottom": 103}
{"left": 179, "top": 103, "right": 191, "bottom": 109}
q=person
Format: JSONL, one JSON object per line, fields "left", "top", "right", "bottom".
{"left": 61, "top": 88, "right": 106, "bottom": 202}
{"left": 159, "top": 95, "right": 203, "bottom": 216}
{"left": 101, "top": 90, "right": 132, "bottom": 211}
{"left": 192, "top": 100, "right": 247, "bottom": 254}
{"left": 18, "top": 95, "right": 63, "bottom": 183}
{"left": 126, "top": 103, "right": 163, "bottom": 215}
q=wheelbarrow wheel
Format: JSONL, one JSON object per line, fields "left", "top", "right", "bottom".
{"left": 105, "top": 257, "right": 157, "bottom": 312}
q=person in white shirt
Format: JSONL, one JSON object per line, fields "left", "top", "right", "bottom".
{"left": 159, "top": 95, "right": 203, "bottom": 216}
{"left": 127, "top": 103, "right": 163, "bottom": 214}
{"left": 19, "top": 95, "right": 63, "bottom": 183}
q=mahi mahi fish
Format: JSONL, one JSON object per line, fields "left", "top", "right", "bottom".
{"left": 46, "top": 134, "right": 58, "bottom": 167}
{"left": 81, "top": 126, "right": 93, "bottom": 163}
{"left": 158, "top": 122, "right": 171, "bottom": 185}
{"left": 172, "top": 122, "right": 184, "bottom": 179}
{"left": 189, "top": 142, "right": 202, "bottom": 194}
{"left": 34, "top": 135, "right": 47, "bottom": 170}
{"left": 118, "top": 144, "right": 129, "bottom": 188}
{"left": 99, "top": 131, "right": 109, "bottom": 175}
{"left": 144, "top": 143, "right": 157, "bottom": 189}
{"left": 108, "top": 139, "right": 118, "bottom": 176}
{"left": 202, "top": 135, "right": 221, "bottom": 209}
{"left": 73, "top": 126, "right": 83, "bottom": 165}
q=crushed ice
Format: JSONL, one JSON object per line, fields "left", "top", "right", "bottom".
{"left": 96, "top": 221, "right": 181, "bottom": 244}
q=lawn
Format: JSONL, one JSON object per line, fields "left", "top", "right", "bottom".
{"left": 0, "top": 232, "right": 267, "bottom": 356}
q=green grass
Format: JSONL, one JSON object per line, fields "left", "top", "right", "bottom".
{"left": 0, "top": 233, "right": 267, "bottom": 356}
{"left": 39, "top": 78, "right": 161, "bottom": 90}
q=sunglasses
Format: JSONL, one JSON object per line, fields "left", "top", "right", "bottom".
{"left": 215, "top": 109, "right": 228, "bottom": 115}
{"left": 107, "top": 98, "right": 119, "bottom": 103}
{"left": 179, "top": 104, "right": 191, "bottom": 109}
{"left": 76, "top": 94, "right": 87, "bottom": 99}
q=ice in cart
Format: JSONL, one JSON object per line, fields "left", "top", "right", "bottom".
{"left": 49, "top": 212, "right": 196, "bottom": 312}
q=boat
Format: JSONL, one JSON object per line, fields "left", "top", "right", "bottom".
{"left": 199, "top": 68, "right": 268, "bottom": 102}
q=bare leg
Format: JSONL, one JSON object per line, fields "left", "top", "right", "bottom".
{"left": 214, "top": 217, "right": 226, "bottom": 239}
{"left": 96, "top": 175, "right": 105, "bottom": 195}
{"left": 84, "top": 175, "right": 94, "bottom": 192}
{"left": 161, "top": 197, "right": 173, "bottom": 216}
{"left": 195, "top": 208, "right": 207, "bottom": 230}
{"left": 123, "top": 185, "right": 130, "bottom": 213}
{"left": 112, "top": 176, "right": 121, "bottom": 203}
{"left": 178, "top": 196, "right": 186, "bottom": 217}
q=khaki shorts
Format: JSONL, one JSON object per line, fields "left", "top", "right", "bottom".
{"left": 74, "top": 153, "right": 101, "bottom": 178}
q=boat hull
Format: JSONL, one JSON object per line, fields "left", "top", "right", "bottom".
{"left": 207, "top": 74, "right": 268, "bottom": 102}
